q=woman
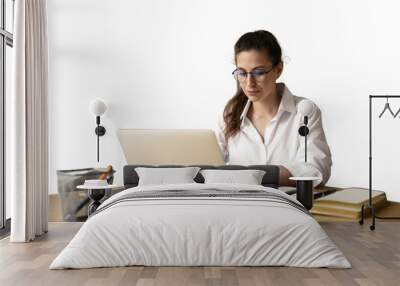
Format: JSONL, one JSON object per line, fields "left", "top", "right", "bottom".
{"left": 216, "top": 30, "right": 332, "bottom": 187}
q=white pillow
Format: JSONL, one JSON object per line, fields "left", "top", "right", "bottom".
{"left": 135, "top": 167, "right": 201, "bottom": 186}
{"left": 200, "top": 169, "right": 266, "bottom": 185}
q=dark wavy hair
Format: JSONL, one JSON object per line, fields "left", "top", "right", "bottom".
{"left": 223, "top": 30, "right": 283, "bottom": 145}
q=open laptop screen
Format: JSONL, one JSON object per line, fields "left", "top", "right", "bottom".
{"left": 117, "top": 129, "right": 225, "bottom": 166}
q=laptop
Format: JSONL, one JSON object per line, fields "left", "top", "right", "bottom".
{"left": 117, "top": 129, "right": 225, "bottom": 166}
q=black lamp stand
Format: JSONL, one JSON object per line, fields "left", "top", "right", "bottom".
{"left": 94, "top": 115, "right": 106, "bottom": 162}
{"left": 298, "top": 115, "right": 309, "bottom": 162}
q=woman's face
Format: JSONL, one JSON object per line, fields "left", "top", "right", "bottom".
{"left": 235, "top": 49, "right": 283, "bottom": 102}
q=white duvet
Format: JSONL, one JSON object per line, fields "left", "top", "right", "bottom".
{"left": 50, "top": 183, "right": 351, "bottom": 269}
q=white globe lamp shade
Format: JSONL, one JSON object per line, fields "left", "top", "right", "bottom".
{"left": 89, "top": 99, "right": 107, "bottom": 116}
{"left": 298, "top": 100, "right": 315, "bottom": 116}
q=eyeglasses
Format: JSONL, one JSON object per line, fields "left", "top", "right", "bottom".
{"left": 232, "top": 66, "right": 275, "bottom": 83}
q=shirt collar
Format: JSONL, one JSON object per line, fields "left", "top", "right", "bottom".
{"left": 240, "top": 82, "right": 296, "bottom": 126}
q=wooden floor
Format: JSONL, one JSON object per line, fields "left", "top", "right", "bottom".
{"left": 0, "top": 222, "right": 399, "bottom": 286}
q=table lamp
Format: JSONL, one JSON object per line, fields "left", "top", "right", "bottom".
{"left": 89, "top": 98, "right": 107, "bottom": 162}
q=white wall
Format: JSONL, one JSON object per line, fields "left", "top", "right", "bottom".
{"left": 48, "top": 0, "right": 400, "bottom": 202}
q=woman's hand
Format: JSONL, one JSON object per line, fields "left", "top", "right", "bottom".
{"left": 278, "top": 165, "right": 296, "bottom": 187}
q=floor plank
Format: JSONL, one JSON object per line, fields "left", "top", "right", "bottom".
{"left": 0, "top": 222, "right": 399, "bottom": 286}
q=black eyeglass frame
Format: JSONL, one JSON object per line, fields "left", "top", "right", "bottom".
{"left": 232, "top": 65, "right": 276, "bottom": 82}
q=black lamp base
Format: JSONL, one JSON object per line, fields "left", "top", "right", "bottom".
{"left": 298, "top": 126, "right": 309, "bottom": 136}
{"left": 95, "top": 126, "right": 106, "bottom": 136}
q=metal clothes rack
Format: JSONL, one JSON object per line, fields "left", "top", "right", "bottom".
{"left": 359, "top": 95, "right": 400, "bottom": 230}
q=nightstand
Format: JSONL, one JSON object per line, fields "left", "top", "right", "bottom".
{"left": 57, "top": 167, "right": 116, "bottom": 221}
{"left": 76, "top": 185, "right": 122, "bottom": 216}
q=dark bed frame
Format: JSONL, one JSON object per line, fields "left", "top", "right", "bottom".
{"left": 123, "top": 164, "right": 280, "bottom": 189}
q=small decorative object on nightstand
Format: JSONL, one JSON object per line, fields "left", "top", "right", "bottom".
{"left": 289, "top": 176, "right": 321, "bottom": 210}
{"left": 77, "top": 183, "right": 121, "bottom": 216}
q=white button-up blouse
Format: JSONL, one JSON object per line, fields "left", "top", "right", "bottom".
{"left": 215, "top": 82, "right": 332, "bottom": 186}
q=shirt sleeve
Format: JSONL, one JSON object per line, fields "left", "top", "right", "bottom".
{"left": 284, "top": 106, "right": 332, "bottom": 187}
{"left": 214, "top": 118, "right": 229, "bottom": 164}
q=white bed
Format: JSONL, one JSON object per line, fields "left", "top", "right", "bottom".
{"left": 50, "top": 183, "right": 351, "bottom": 269}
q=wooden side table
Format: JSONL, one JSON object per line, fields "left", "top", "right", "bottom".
{"left": 76, "top": 185, "right": 121, "bottom": 216}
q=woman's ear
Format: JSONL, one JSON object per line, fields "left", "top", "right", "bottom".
{"left": 275, "top": 62, "right": 284, "bottom": 79}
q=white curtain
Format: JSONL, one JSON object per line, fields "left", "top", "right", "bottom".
{"left": 10, "top": 0, "right": 49, "bottom": 242}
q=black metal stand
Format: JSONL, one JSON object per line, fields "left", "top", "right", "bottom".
{"left": 298, "top": 116, "right": 310, "bottom": 163}
{"left": 88, "top": 189, "right": 106, "bottom": 216}
{"left": 73, "top": 174, "right": 114, "bottom": 219}
{"left": 359, "top": 95, "right": 400, "bottom": 231}
{"left": 94, "top": 116, "right": 106, "bottom": 162}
